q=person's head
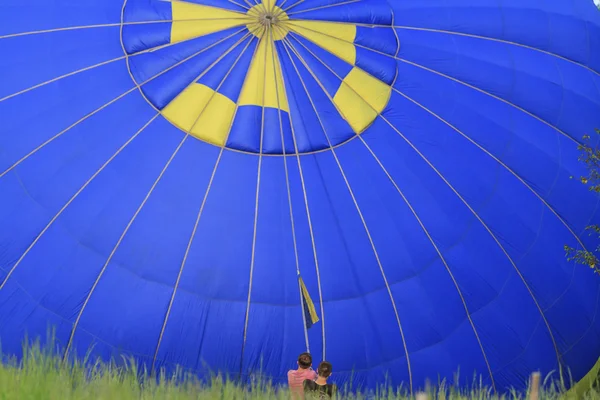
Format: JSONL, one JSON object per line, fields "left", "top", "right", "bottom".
{"left": 317, "top": 361, "right": 332, "bottom": 378}
{"left": 297, "top": 352, "right": 312, "bottom": 369}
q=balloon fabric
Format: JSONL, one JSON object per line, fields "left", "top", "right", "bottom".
{"left": 1, "top": 0, "right": 600, "bottom": 394}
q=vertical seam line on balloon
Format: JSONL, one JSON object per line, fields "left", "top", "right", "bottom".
{"left": 268, "top": 29, "right": 310, "bottom": 352}
{"left": 62, "top": 132, "right": 190, "bottom": 362}
{"left": 240, "top": 23, "right": 270, "bottom": 377}
{"left": 389, "top": 86, "right": 573, "bottom": 364}
{"left": 273, "top": 24, "right": 327, "bottom": 361}
{"left": 150, "top": 31, "right": 262, "bottom": 373}
{"left": 0, "top": 86, "right": 135, "bottom": 179}
{"left": 0, "top": 113, "right": 159, "bottom": 292}
{"left": 280, "top": 33, "right": 414, "bottom": 393}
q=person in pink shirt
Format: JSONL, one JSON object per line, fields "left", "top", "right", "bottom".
{"left": 287, "top": 352, "right": 317, "bottom": 399}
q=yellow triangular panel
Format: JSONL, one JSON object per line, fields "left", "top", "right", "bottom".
{"left": 238, "top": 37, "right": 289, "bottom": 112}
{"left": 171, "top": 2, "right": 251, "bottom": 44}
{"left": 285, "top": 20, "right": 356, "bottom": 65}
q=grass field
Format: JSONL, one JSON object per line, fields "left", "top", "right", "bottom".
{"left": 1, "top": 339, "right": 599, "bottom": 399}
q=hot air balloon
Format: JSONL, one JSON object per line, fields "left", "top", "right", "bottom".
{"left": 1, "top": 0, "right": 600, "bottom": 394}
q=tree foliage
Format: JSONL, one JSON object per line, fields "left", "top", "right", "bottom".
{"left": 565, "top": 129, "right": 600, "bottom": 274}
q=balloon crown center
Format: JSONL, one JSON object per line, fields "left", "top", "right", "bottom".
{"left": 259, "top": 12, "right": 278, "bottom": 26}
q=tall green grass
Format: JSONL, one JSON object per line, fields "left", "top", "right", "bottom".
{"left": 0, "top": 337, "right": 599, "bottom": 399}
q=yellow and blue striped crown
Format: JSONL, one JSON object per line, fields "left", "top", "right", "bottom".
{"left": 122, "top": 0, "right": 399, "bottom": 154}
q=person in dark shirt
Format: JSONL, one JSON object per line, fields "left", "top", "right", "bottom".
{"left": 303, "top": 361, "right": 336, "bottom": 398}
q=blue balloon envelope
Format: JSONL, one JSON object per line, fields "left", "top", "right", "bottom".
{"left": 1, "top": 0, "right": 600, "bottom": 393}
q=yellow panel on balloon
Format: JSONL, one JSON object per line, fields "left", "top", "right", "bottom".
{"left": 238, "top": 38, "right": 289, "bottom": 112}
{"left": 333, "top": 67, "right": 391, "bottom": 133}
{"left": 162, "top": 83, "right": 214, "bottom": 131}
{"left": 285, "top": 20, "right": 356, "bottom": 65}
{"left": 163, "top": 83, "right": 236, "bottom": 146}
{"left": 190, "top": 93, "right": 236, "bottom": 146}
{"left": 171, "top": 2, "right": 250, "bottom": 44}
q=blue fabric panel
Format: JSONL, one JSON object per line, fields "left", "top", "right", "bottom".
{"left": 390, "top": 0, "right": 600, "bottom": 74}
{"left": 542, "top": 2, "right": 591, "bottom": 72}
{"left": 277, "top": 42, "right": 335, "bottom": 152}
{"left": 261, "top": 108, "right": 296, "bottom": 154}
{"left": 0, "top": 116, "right": 180, "bottom": 352}
{"left": 16, "top": 116, "right": 181, "bottom": 319}
{"left": 0, "top": 60, "right": 134, "bottom": 173}
{"left": 296, "top": 151, "right": 408, "bottom": 387}
{"left": 228, "top": 106, "right": 262, "bottom": 153}
{"left": 290, "top": 0, "right": 392, "bottom": 25}
{"left": 551, "top": 61, "right": 600, "bottom": 143}
{"left": 361, "top": 114, "right": 564, "bottom": 384}
{"left": 155, "top": 290, "right": 247, "bottom": 376}
{"left": 0, "top": 27, "right": 123, "bottom": 99}
{"left": 381, "top": 91, "right": 574, "bottom": 300}
{"left": 0, "top": 0, "right": 120, "bottom": 36}
{"left": 0, "top": 280, "right": 74, "bottom": 357}
{"left": 177, "top": 0, "right": 247, "bottom": 13}
{"left": 155, "top": 150, "right": 256, "bottom": 373}
{"left": 72, "top": 136, "right": 221, "bottom": 361}
{"left": 378, "top": 90, "right": 600, "bottom": 375}
{"left": 197, "top": 35, "right": 256, "bottom": 91}
{"left": 123, "top": 0, "right": 173, "bottom": 23}
{"left": 393, "top": 27, "right": 600, "bottom": 144}
{"left": 176, "top": 150, "right": 258, "bottom": 301}
{"left": 218, "top": 37, "right": 259, "bottom": 102}
{"left": 0, "top": 93, "right": 155, "bottom": 287}
{"left": 584, "top": 16, "right": 600, "bottom": 73}
{"left": 559, "top": 282, "right": 600, "bottom": 386}
{"left": 122, "top": 23, "right": 172, "bottom": 56}
{"left": 280, "top": 41, "right": 355, "bottom": 147}
{"left": 354, "top": 26, "right": 398, "bottom": 57}
{"left": 390, "top": 59, "right": 599, "bottom": 234}
{"left": 355, "top": 46, "right": 397, "bottom": 86}
{"left": 122, "top": 0, "right": 172, "bottom": 53}
{"left": 240, "top": 156, "right": 306, "bottom": 376}
{"left": 571, "top": 0, "right": 600, "bottom": 71}
{"left": 286, "top": 33, "right": 349, "bottom": 96}
{"left": 138, "top": 29, "right": 246, "bottom": 109}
